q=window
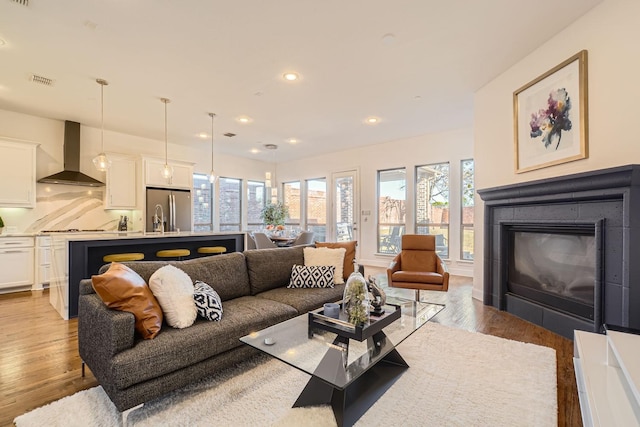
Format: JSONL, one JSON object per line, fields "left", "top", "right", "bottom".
{"left": 377, "top": 168, "right": 406, "bottom": 254}
{"left": 283, "top": 181, "right": 301, "bottom": 227}
{"left": 461, "top": 159, "right": 475, "bottom": 260}
{"left": 306, "top": 178, "right": 326, "bottom": 242}
{"left": 193, "top": 174, "right": 213, "bottom": 231}
{"left": 247, "top": 180, "right": 266, "bottom": 231}
{"left": 218, "top": 177, "right": 242, "bottom": 231}
{"left": 415, "top": 162, "right": 450, "bottom": 258}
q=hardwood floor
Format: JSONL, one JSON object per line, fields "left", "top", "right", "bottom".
{"left": 0, "top": 274, "right": 582, "bottom": 427}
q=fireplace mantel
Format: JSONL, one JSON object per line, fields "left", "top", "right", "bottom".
{"left": 478, "top": 165, "right": 640, "bottom": 339}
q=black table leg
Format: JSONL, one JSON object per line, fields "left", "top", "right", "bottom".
{"left": 293, "top": 333, "right": 409, "bottom": 426}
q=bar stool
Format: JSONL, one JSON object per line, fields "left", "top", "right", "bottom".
{"left": 197, "top": 246, "right": 227, "bottom": 256}
{"left": 156, "top": 249, "right": 191, "bottom": 260}
{"left": 103, "top": 253, "right": 145, "bottom": 263}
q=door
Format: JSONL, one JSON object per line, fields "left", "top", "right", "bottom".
{"left": 172, "top": 189, "right": 192, "bottom": 232}
{"left": 331, "top": 170, "right": 359, "bottom": 244}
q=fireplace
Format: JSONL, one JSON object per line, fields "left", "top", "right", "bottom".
{"left": 506, "top": 224, "right": 600, "bottom": 323}
{"left": 478, "top": 165, "right": 640, "bottom": 339}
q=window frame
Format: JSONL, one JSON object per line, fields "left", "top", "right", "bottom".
{"left": 217, "top": 176, "right": 243, "bottom": 231}
{"left": 460, "top": 158, "right": 475, "bottom": 261}
{"left": 377, "top": 167, "right": 407, "bottom": 254}
{"left": 414, "top": 162, "right": 450, "bottom": 258}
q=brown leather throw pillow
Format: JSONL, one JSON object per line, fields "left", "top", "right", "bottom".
{"left": 315, "top": 241, "right": 357, "bottom": 280}
{"left": 92, "top": 262, "right": 163, "bottom": 339}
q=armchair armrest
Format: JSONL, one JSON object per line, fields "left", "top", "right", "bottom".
{"left": 435, "top": 255, "right": 450, "bottom": 291}
{"left": 386, "top": 254, "right": 401, "bottom": 286}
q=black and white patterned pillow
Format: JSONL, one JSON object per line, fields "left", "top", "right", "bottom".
{"left": 193, "top": 280, "right": 223, "bottom": 321}
{"left": 288, "top": 264, "right": 335, "bottom": 288}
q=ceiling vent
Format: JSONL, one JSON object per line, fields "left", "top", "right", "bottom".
{"left": 11, "top": 0, "right": 29, "bottom": 6}
{"left": 223, "top": 132, "right": 236, "bottom": 137}
{"left": 30, "top": 74, "right": 54, "bottom": 86}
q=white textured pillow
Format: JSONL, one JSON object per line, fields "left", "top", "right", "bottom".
{"left": 149, "top": 265, "right": 197, "bottom": 328}
{"left": 303, "top": 247, "right": 347, "bottom": 285}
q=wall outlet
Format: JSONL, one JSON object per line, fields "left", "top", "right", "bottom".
{"left": 361, "top": 210, "right": 371, "bottom": 216}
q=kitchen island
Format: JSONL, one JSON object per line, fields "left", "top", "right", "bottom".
{"left": 50, "top": 231, "right": 245, "bottom": 319}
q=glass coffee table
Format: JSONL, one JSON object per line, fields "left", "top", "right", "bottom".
{"left": 240, "top": 299, "right": 444, "bottom": 426}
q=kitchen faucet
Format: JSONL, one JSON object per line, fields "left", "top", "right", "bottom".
{"left": 153, "top": 204, "right": 165, "bottom": 233}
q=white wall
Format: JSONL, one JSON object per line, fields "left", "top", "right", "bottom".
{"left": 473, "top": 0, "right": 640, "bottom": 300}
{"left": 278, "top": 128, "right": 474, "bottom": 275}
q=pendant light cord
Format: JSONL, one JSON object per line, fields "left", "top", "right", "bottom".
{"left": 100, "top": 82, "right": 104, "bottom": 152}
{"left": 210, "top": 113, "right": 216, "bottom": 171}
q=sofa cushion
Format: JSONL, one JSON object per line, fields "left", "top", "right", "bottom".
{"left": 245, "top": 245, "right": 305, "bottom": 295}
{"left": 256, "top": 284, "right": 345, "bottom": 314}
{"left": 193, "top": 280, "right": 223, "bottom": 321}
{"left": 315, "top": 241, "right": 357, "bottom": 281}
{"left": 303, "top": 247, "right": 346, "bottom": 285}
{"left": 288, "top": 264, "right": 335, "bottom": 288}
{"left": 91, "top": 262, "right": 163, "bottom": 340}
{"left": 115, "top": 252, "right": 251, "bottom": 302}
{"left": 149, "top": 265, "right": 197, "bottom": 329}
{"left": 110, "top": 296, "right": 297, "bottom": 389}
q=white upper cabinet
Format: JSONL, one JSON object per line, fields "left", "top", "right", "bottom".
{"left": 143, "top": 157, "right": 194, "bottom": 189}
{"left": 105, "top": 154, "right": 138, "bottom": 209}
{"left": 0, "top": 138, "right": 38, "bottom": 208}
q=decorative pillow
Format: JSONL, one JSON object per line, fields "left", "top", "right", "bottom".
{"left": 303, "top": 247, "right": 346, "bottom": 285}
{"left": 315, "top": 241, "right": 357, "bottom": 281}
{"left": 149, "top": 265, "right": 197, "bottom": 329}
{"left": 288, "top": 264, "right": 335, "bottom": 288}
{"left": 91, "top": 262, "right": 163, "bottom": 339}
{"left": 193, "top": 280, "right": 223, "bottom": 321}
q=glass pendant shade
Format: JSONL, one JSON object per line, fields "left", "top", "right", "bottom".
{"left": 161, "top": 163, "right": 173, "bottom": 179}
{"left": 92, "top": 153, "right": 111, "bottom": 172}
{"left": 94, "top": 78, "right": 111, "bottom": 171}
{"left": 209, "top": 169, "right": 216, "bottom": 183}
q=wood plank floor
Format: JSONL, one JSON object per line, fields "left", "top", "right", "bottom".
{"left": 0, "top": 273, "right": 582, "bottom": 427}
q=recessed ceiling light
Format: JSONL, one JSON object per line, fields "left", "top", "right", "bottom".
{"left": 236, "top": 116, "right": 253, "bottom": 124}
{"left": 198, "top": 132, "right": 208, "bottom": 139}
{"left": 250, "top": 148, "right": 260, "bottom": 154}
{"left": 382, "top": 33, "right": 396, "bottom": 45}
{"left": 283, "top": 72, "right": 299, "bottom": 81}
{"left": 365, "top": 116, "right": 380, "bottom": 125}
{"left": 287, "top": 138, "right": 299, "bottom": 144}
{"left": 0, "top": 38, "right": 6, "bottom": 47}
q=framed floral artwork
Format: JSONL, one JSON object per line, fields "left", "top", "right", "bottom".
{"left": 513, "top": 50, "right": 588, "bottom": 173}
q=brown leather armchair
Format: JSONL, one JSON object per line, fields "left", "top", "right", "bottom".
{"left": 386, "top": 234, "right": 449, "bottom": 301}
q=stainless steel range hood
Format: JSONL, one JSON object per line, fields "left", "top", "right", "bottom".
{"left": 38, "top": 121, "right": 105, "bottom": 186}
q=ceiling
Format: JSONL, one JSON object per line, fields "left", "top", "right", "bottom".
{"left": 0, "top": 0, "right": 602, "bottom": 163}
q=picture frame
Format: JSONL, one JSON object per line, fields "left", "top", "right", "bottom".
{"left": 513, "top": 50, "right": 588, "bottom": 173}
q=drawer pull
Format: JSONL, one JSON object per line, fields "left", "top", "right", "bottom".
{"left": 3, "top": 242, "right": 23, "bottom": 245}
{"left": 2, "top": 250, "right": 26, "bottom": 254}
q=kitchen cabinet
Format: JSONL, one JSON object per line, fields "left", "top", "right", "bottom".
{"left": 105, "top": 154, "right": 138, "bottom": 209}
{"left": 0, "top": 237, "right": 34, "bottom": 291}
{"left": 0, "top": 138, "right": 38, "bottom": 208}
{"left": 144, "top": 158, "right": 194, "bottom": 189}
{"left": 34, "top": 235, "right": 51, "bottom": 290}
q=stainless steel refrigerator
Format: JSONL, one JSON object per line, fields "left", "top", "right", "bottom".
{"left": 146, "top": 187, "right": 192, "bottom": 232}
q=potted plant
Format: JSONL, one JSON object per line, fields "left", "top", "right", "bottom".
{"left": 260, "top": 202, "right": 288, "bottom": 228}
{"left": 0, "top": 215, "right": 4, "bottom": 234}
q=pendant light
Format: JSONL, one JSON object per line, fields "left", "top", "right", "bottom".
{"left": 208, "top": 112, "right": 216, "bottom": 183}
{"left": 92, "top": 78, "right": 112, "bottom": 171}
{"left": 264, "top": 143, "right": 278, "bottom": 202}
{"left": 160, "top": 98, "right": 173, "bottom": 179}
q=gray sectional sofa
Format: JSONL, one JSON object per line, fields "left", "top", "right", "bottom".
{"left": 78, "top": 245, "right": 350, "bottom": 412}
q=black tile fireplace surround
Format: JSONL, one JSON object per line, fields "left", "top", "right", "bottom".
{"left": 478, "top": 165, "right": 640, "bottom": 339}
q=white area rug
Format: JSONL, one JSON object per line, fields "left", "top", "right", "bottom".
{"left": 14, "top": 323, "right": 557, "bottom": 426}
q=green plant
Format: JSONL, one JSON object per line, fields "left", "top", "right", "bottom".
{"left": 0, "top": 216, "right": 4, "bottom": 228}
{"left": 260, "top": 202, "right": 288, "bottom": 226}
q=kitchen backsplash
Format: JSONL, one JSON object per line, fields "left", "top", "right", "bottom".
{"left": 0, "top": 184, "right": 136, "bottom": 233}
